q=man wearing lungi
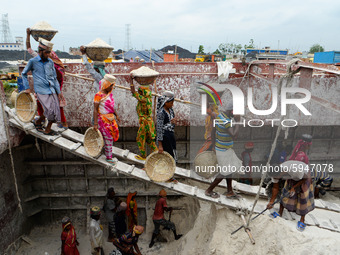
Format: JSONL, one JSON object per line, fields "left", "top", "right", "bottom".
{"left": 22, "top": 38, "right": 62, "bottom": 136}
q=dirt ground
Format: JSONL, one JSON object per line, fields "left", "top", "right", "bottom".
{"left": 15, "top": 191, "right": 340, "bottom": 255}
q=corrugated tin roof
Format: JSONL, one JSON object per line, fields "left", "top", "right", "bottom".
{"left": 117, "top": 50, "right": 164, "bottom": 63}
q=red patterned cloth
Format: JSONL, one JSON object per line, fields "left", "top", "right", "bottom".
{"left": 61, "top": 225, "right": 79, "bottom": 255}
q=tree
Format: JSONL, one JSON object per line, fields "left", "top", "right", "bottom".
{"left": 235, "top": 44, "right": 242, "bottom": 53}
{"left": 309, "top": 44, "right": 324, "bottom": 54}
{"left": 219, "top": 43, "right": 228, "bottom": 55}
{"left": 213, "top": 49, "right": 221, "bottom": 55}
{"left": 244, "top": 39, "right": 255, "bottom": 49}
{"left": 198, "top": 45, "right": 205, "bottom": 54}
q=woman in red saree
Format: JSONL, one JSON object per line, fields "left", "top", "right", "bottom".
{"left": 61, "top": 217, "right": 79, "bottom": 255}
{"left": 93, "top": 74, "right": 120, "bottom": 165}
{"left": 126, "top": 191, "right": 138, "bottom": 231}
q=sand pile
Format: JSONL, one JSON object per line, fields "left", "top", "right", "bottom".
{"left": 86, "top": 38, "right": 113, "bottom": 49}
{"left": 169, "top": 201, "right": 340, "bottom": 255}
{"left": 13, "top": 196, "right": 340, "bottom": 255}
{"left": 130, "top": 66, "right": 160, "bottom": 77}
{"left": 31, "top": 21, "right": 57, "bottom": 31}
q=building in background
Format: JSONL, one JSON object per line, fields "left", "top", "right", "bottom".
{"left": 246, "top": 47, "right": 288, "bottom": 60}
{"left": 314, "top": 51, "right": 340, "bottom": 65}
{"left": 163, "top": 51, "right": 179, "bottom": 62}
{"left": 0, "top": 37, "right": 24, "bottom": 50}
{"left": 69, "top": 47, "right": 82, "bottom": 56}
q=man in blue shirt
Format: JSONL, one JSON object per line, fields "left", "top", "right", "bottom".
{"left": 22, "top": 38, "right": 62, "bottom": 135}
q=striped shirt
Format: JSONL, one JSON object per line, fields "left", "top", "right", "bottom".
{"left": 311, "top": 169, "right": 333, "bottom": 187}
{"left": 215, "top": 112, "right": 233, "bottom": 151}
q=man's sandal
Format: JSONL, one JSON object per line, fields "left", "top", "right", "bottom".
{"left": 43, "top": 130, "right": 58, "bottom": 136}
{"left": 224, "top": 191, "right": 241, "bottom": 199}
{"left": 297, "top": 221, "right": 306, "bottom": 231}
{"left": 57, "top": 123, "right": 69, "bottom": 130}
{"left": 33, "top": 121, "right": 44, "bottom": 133}
{"left": 205, "top": 190, "right": 220, "bottom": 198}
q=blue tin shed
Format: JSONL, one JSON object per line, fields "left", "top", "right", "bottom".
{"left": 314, "top": 51, "right": 340, "bottom": 64}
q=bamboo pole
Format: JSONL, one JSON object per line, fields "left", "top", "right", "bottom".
{"left": 240, "top": 215, "right": 255, "bottom": 245}
{"left": 65, "top": 72, "right": 200, "bottom": 106}
{"left": 151, "top": 61, "right": 158, "bottom": 123}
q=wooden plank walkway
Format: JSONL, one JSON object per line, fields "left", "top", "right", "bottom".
{"left": 6, "top": 107, "right": 249, "bottom": 213}
{"left": 5, "top": 106, "right": 340, "bottom": 233}
{"left": 48, "top": 117, "right": 340, "bottom": 214}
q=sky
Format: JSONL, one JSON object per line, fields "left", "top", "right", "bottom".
{"left": 2, "top": 0, "right": 340, "bottom": 53}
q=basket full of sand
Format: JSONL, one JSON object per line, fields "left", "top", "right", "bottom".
{"left": 130, "top": 66, "right": 159, "bottom": 85}
{"left": 30, "top": 21, "right": 58, "bottom": 42}
{"left": 85, "top": 38, "right": 114, "bottom": 61}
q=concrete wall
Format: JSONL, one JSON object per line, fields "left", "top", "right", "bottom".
{"left": 0, "top": 129, "right": 199, "bottom": 252}
{"left": 18, "top": 61, "right": 340, "bottom": 127}
{"left": 0, "top": 141, "right": 37, "bottom": 254}
{"left": 55, "top": 62, "right": 340, "bottom": 127}
{"left": 1, "top": 123, "right": 340, "bottom": 252}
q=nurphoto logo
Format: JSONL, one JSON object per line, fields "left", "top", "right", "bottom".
{"left": 200, "top": 84, "right": 312, "bottom": 127}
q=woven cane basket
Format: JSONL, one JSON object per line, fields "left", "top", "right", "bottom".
{"left": 145, "top": 151, "right": 176, "bottom": 182}
{"left": 194, "top": 151, "right": 218, "bottom": 179}
{"left": 30, "top": 30, "right": 58, "bottom": 42}
{"left": 84, "top": 127, "right": 104, "bottom": 158}
{"left": 10, "top": 90, "right": 18, "bottom": 106}
{"left": 15, "top": 92, "right": 37, "bottom": 123}
{"left": 134, "top": 76, "right": 158, "bottom": 86}
{"left": 86, "top": 47, "right": 113, "bottom": 61}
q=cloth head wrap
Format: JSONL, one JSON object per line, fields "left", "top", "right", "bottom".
{"left": 159, "top": 189, "right": 167, "bottom": 197}
{"left": 93, "top": 61, "right": 106, "bottom": 77}
{"left": 61, "top": 216, "right": 71, "bottom": 229}
{"left": 245, "top": 142, "right": 254, "bottom": 149}
{"left": 156, "top": 91, "right": 174, "bottom": 112}
{"left": 133, "top": 225, "right": 144, "bottom": 235}
{"left": 90, "top": 206, "right": 101, "bottom": 216}
{"left": 62, "top": 216, "right": 70, "bottom": 224}
{"left": 289, "top": 134, "right": 312, "bottom": 160}
{"left": 38, "top": 38, "right": 53, "bottom": 51}
{"left": 117, "top": 202, "right": 127, "bottom": 212}
{"left": 101, "top": 74, "right": 116, "bottom": 90}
